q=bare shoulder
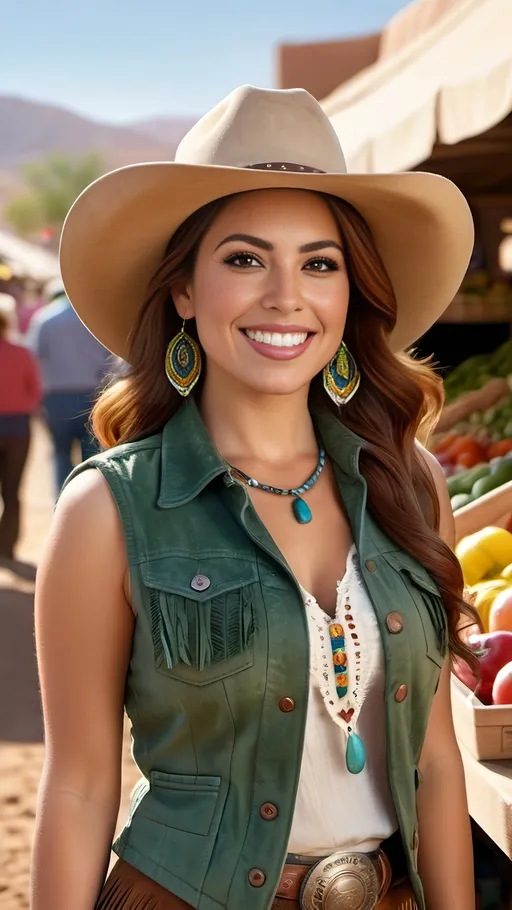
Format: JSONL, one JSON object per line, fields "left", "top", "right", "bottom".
{"left": 415, "top": 439, "right": 455, "bottom": 548}
{"left": 37, "top": 467, "right": 131, "bottom": 612}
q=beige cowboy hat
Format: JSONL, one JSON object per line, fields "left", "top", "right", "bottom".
{"left": 60, "top": 84, "right": 474, "bottom": 361}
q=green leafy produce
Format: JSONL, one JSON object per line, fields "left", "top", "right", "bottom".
{"left": 444, "top": 341, "right": 512, "bottom": 403}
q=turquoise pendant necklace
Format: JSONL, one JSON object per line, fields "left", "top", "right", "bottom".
{"left": 228, "top": 447, "right": 326, "bottom": 525}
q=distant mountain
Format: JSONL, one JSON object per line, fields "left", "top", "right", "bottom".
{"left": 131, "top": 116, "right": 197, "bottom": 148}
{"left": 0, "top": 96, "right": 196, "bottom": 169}
{"left": 0, "top": 95, "right": 197, "bottom": 220}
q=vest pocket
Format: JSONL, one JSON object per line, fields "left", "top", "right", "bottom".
{"left": 140, "top": 557, "right": 257, "bottom": 685}
{"left": 138, "top": 770, "right": 222, "bottom": 835}
{"left": 384, "top": 552, "right": 447, "bottom": 669}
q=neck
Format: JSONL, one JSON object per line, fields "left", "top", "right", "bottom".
{"left": 199, "top": 369, "right": 318, "bottom": 466}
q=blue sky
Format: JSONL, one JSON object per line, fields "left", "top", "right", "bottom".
{"left": 3, "top": 0, "right": 407, "bottom": 122}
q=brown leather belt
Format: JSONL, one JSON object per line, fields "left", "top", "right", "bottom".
{"left": 276, "top": 847, "right": 393, "bottom": 907}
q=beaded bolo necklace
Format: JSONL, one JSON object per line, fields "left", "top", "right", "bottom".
{"left": 228, "top": 447, "right": 326, "bottom": 525}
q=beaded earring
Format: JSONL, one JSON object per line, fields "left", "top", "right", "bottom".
{"left": 323, "top": 340, "right": 360, "bottom": 406}
{"left": 164, "top": 318, "right": 202, "bottom": 397}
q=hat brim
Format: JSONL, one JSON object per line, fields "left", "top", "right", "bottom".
{"left": 59, "top": 162, "right": 474, "bottom": 360}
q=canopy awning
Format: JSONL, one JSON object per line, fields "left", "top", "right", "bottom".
{"left": 322, "top": 0, "right": 512, "bottom": 173}
{"left": 0, "top": 230, "right": 59, "bottom": 281}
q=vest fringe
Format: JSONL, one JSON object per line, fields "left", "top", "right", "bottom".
{"left": 149, "top": 587, "right": 254, "bottom": 671}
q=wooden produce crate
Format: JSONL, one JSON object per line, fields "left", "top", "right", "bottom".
{"left": 451, "top": 674, "right": 512, "bottom": 761}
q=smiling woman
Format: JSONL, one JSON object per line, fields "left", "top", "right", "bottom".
{"left": 32, "top": 85, "right": 477, "bottom": 910}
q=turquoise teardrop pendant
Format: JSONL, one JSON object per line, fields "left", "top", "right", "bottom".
{"left": 346, "top": 729, "right": 366, "bottom": 774}
{"left": 292, "top": 496, "right": 312, "bottom": 524}
{"left": 228, "top": 448, "right": 326, "bottom": 525}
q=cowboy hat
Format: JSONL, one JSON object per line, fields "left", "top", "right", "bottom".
{"left": 59, "top": 84, "right": 474, "bottom": 360}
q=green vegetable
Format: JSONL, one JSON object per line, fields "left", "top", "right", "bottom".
{"left": 472, "top": 460, "right": 512, "bottom": 498}
{"left": 446, "top": 464, "right": 490, "bottom": 497}
{"left": 451, "top": 493, "right": 474, "bottom": 512}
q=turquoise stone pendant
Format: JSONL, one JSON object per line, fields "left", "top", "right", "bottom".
{"left": 346, "top": 730, "right": 366, "bottom": 774}
{"left": 292, "top": 496, "right": 312, "bottom": 524}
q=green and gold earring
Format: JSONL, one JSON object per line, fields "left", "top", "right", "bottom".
{"left": 165, "top": 318, "right": 202, "bottom": 397}
{"left": 323, "top": 340, "right": 360, "bottom": 406}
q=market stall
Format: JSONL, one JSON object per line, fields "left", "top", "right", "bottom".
{"left": 0, "top": 229, "right": 59, "bottom": 283}
{"left": 321, "top": 0, "right": 512, "bottom": 372}
{"left": 320, "top": 2, "right": 512, "bottom": 903}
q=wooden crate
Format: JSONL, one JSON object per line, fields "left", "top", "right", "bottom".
{"left": 451, "top": 674, "right": 512, "bottom": 761}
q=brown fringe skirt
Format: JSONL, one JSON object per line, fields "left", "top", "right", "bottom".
{"left": 95, "top": 858, "right": 418, "bottom": 909}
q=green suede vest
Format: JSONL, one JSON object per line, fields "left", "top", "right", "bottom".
{"left": 65, "top": 399, "right": 447, "bottom": 910}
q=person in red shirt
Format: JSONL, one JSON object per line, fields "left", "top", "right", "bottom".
{"left": 0, "top": 309, "right": 41, "bottom": 560}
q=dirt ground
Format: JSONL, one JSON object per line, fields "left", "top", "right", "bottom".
{"left": 0, "top": 422, "right": 139, "bottom": 910}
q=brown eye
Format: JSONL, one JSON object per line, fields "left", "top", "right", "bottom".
{"left": 224, "top": 252, "right": 261, "bottom": 268}
{"left": 304, "top": 257, "right": 340, "bottom": 272}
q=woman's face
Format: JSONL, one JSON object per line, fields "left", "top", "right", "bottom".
{"left": 173, "top": 188, "right": 350, "bottom": 396}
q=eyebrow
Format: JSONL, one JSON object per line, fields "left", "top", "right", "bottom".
{"left": 215, "top": 233, "right": 343, "bottom": 255}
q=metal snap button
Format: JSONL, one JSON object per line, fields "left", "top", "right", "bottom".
{"left": 279, "top": 696, "right": 295, "bottom": 713}
{"left": 248, "top": 868, "right": 266, "bottom": 887}
{"left": 386, "top": 612, "right": 404, "bottom": 634}
{"left": 365, "top": 559, "right": 377, "bottom": 572}
{"left": 190, "top": 574, "right": 211, "bottom": 592}
{"left": 395, "top": 684, "right": 408, "bottom": 703}
{"left": 260, "top": 802, "right": 278, "bottom": 820}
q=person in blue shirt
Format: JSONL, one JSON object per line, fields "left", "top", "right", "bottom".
{"left": 28, "top": 285, "right": 115, "bottom": 495}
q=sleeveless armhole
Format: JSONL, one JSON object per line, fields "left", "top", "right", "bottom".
{"left": 61, "top": 458, "right": 140, "bottom": 616}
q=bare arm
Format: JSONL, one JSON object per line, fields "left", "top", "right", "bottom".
{"left": 31, "top": 470, "right": 134, "bottom": 910}
{"left": 416, "top": 443, "right": 475, "bottom": 909}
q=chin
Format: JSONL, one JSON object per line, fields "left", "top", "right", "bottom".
{"left": 239, "top": 373, "right": 313, "bottom": 397}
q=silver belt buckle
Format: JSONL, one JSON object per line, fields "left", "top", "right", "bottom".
{"left": 300, "top": 851, "right": 380, "bottom": 910}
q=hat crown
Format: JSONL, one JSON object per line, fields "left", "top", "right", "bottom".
{"left": 175, "top": 85, "right": 348, "bottom": 174}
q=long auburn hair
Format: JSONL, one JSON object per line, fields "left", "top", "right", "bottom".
{"left": 93, "top": 191, "right": 478, "bottom": 666}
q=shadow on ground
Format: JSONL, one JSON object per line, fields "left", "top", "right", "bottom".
{"left": 0, "top": 587, "right": 43, "bottom": 743}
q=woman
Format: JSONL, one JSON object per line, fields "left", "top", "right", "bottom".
{"left": 0, "top": 306, "right": 41, "bottom": 561}
{"left": 32, "top": 86, "right": 477, "bottom": 910}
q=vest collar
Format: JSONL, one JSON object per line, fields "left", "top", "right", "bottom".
{"left": 158, "top": 397, "right": 368, "bottom": 509}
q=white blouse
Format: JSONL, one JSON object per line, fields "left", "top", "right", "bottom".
{"left": 288, "top": 545, "right": 398, "bottom": 856}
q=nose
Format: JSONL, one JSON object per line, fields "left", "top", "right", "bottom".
{"left": 261, "top": 262, "right": 303, "bottom": 314}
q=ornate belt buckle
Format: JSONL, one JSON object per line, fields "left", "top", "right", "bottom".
{"left": 299, "top": 851, "right": 380, "bottom": 910}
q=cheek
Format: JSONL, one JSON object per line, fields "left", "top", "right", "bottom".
{"left": 315, "top": 274, "right": 350, "bottom": 337}
{"left": 193, "top": 264, "right": 253, "bottom": 322}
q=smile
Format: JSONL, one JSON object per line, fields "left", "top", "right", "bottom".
{"left": 240, "top": 326, "right": 315, "bottom": 361}
{"left": 244, "top": 329, "right": 308, "bottom": 348}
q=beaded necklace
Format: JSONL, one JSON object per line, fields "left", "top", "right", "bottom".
{"left": 228, "top": 447, "right": 326, "bottom": 524}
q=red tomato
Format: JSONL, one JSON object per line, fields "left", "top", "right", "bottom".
{"left": 445, "top": 435, "right": 474, "bottom": 459}
{"left": 455, "top": 440, "right": 487, "bottom": 468}
{"left": 493, "top": 661, "right": 512, "bottom": 704}
{"left": 432, "top": 433, "right": 458, "bottom": 455}
{"left": 457, "top": 450, "right": 482, "bottom": 469}
{"left": 488, "top": 439, "right": 512, "bottom": 460}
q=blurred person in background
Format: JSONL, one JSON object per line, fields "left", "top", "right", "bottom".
{"left": 0, "top": 291, "right": 21, "bottom": 339}
{"left": 28, "top": 280, "right": 112, "bottom": 496}
{"left": 17, "top": 277, "right": 47, "bottom": 335}
{"left": 0, "top": 306, "right": 41, "bottom": 562}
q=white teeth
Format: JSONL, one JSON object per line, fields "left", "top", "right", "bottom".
{"left": 245, "top": 329, "right": 308, "bottom": 347}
